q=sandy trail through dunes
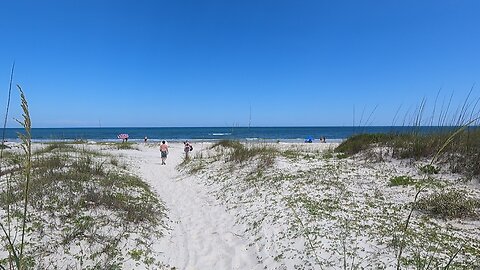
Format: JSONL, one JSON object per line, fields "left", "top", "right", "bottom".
{"left": 126, "top": 143, "right": 262, "bottom": 270}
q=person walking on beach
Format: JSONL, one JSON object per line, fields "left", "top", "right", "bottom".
{"left": 184, "top": 141, "right": 192, "bottom": 159}
{"left": 160, "top": 141, "right": 169, "bottom": 165}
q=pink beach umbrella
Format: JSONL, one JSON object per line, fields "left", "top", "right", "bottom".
{"left": 117, "top": 133, "right": 129, "bottom": 140}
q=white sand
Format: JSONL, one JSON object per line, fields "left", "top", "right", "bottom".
{"left": 102, "top": 141, "right": 479, "bottom": 269}
{"left": 3, "top": 141, "right": 477, "bottom": 268}
{"left": 119, "top": 143, "right": 264, "bottom": 270}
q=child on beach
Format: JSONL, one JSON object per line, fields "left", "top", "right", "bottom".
{"left": 160, "top": 141, "right": 168, "bottom": 165}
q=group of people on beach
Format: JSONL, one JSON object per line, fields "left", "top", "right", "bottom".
{"left": 159, "top": 140, "right": 192, "bottom": 165}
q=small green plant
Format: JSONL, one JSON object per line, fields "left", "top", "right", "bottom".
{"left": 419, "top": 164, "right": 440, "bottom": 175}
{"left": 322, "top": 150, "right": 333, "bottom": 159}
{"left": 389, "top": 175, "right": 416, "bottom": 186}
{"left": 211, "top": 139, "right": 243, "bottom": 150}
{"left": 116, "top": 142, "right": 136, "bottom": 150}
{"left": 110, "top": 157, "right": 119, "bottom": 166}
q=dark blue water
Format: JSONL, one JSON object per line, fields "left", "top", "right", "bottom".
{"left": 0, "top": 126, "right": 464, "bottom": 143}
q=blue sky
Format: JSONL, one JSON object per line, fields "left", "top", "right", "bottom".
{"left": 0, "top": 0, "right": 479, "bottom": 127}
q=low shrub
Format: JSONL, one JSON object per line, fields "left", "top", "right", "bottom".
{"left": 419, "top": 164, "right": 440, "bottom": 175}
{"left": 211, "top": 140, "right": 243, "bottom": 150}
{"left": 336, "top": 128, "right": 480, "bottom": 177}
{"left": 0, "top": 142, "right": 166, "bottom": 268}
{"left": 389, "top": 175, "right": 416, "bottom": 186}
{"left": 116, "top": 142, "right": 136, "bottom": 150}
{"left": 415, "top": 190, "right": 480, "bottom": 219}
{"left": 335, "top": 133, "right": 392, "bottom": 155}
{"left": 212, "top": 140, "right": 277, "bottom": 166}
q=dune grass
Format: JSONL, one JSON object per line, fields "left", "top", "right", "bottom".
{"left": 0, "top": 141, "right": 168, "bottom": 268}
{"left": 211, "top": 140, "right": 278, "bottom": 168}
{"left": 0, "top": 89, "right": 168, "bottom": 268}
{"left": 335, "top": 128, "right": 480, "bottom": 178}
{"left": 181, "top": 139, "right": 480, "bottom": 269}
{"left": 415, "top": 190, "right": 480, "bottom": 219}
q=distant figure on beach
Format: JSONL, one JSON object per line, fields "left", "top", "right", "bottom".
{"left": 160, "top": 141, "right": 169, "bottom": 165}
{"left": 184, "top": 141, "right": 193, "bottom": 158}
{"left": 321, "top": 136, "right": 326, "bottom": 143}
{"left": 144, "top": 136, "right": 148, "bottom": 143}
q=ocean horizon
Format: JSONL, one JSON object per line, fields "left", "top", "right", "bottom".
{"left": 0, "top": 126, "right": 467, "bottom": 143}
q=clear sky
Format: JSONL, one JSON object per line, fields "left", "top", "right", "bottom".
{"left": 0, "top": 0, "right": 479, "bottom": 127}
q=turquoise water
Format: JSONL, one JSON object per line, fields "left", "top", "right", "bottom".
{"left": 0, "top": 126, "right": 463, "bottom": 143}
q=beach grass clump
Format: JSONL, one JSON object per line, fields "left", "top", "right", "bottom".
{"left": 419, "top": 164, "right": 440, "bottom": 175}
{"left": 211, "top": 139, "right": 243, "bottom": 150}
{"left": 115, "top": 142, "right": 136, "bottom": 150}
{"left": 415, "top": 190, "right": 480, "bottom": 219}
{"left": 0, "top": 143, "right": 167, "bottom": 268}
{"left": 180, "top": 135, "right": 480, "bottom": 268}
{"left": 34, "top": 142, "right": 75, "bottom": 155}
{"left": 322, "top": 150, "right": 334, "bottom": 159}
{"left": 335, "top": 133, "right": 393, "bottom": 156}
{"left": 211, "top": 140, "right": 278, "bottom": 167}
{"left": 389, "top": 175, "right": 416, "bottom": 186}
{"left": 336, "top": 128, "right": 480, "bottom": 178}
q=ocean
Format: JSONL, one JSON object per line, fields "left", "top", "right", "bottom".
{"left": 0, "top": 126, "right": 460, "bottom": 143}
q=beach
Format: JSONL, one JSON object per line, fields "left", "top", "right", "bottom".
{"left": 3, "top": 0, "right": 480, "bottom": 268}
{"left": 119, "top": 141, "right": 480, "bottom": 269}
{"left": 120, "top": 142, "right": 263, "bottom": 269}
{"left": 1, "top": 140, "right": 479, "bottom": 269}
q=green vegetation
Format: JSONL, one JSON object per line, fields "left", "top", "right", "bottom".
{"left": 1, "top": 142, "right": 168, "bottom": 268}
{"left": 0, "top": 88, "right": 168, "bottom": 268}
{"left": 416, "top": 190, "right": 480, "bottom": 219}
{"left": 115, "top": 142, "right": 137, "bottom": 150}
{"left": 419, "top": 164, "right": 440, "bottom": 175}
{"left": 389, "top": 175, "right": 416, "bottom": 186}
{"left": 335, "top": 129, "right": 480, "bottom": 177}
{"left": 182, "top": 138, "right": 480, "bottom": 268}
{"left": 211, "top": 140, "right": 278, "bottom": 167}
{"left": 335, "top": 133, "right": 394, "bottom": 155}
{"left": 0, "top": 87, "right": 33, "bottom": 269}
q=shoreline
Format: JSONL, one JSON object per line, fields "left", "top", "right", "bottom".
{"left": 4, "top": 138, "right": 345, "bottom": 144}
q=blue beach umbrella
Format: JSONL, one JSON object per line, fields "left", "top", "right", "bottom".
{"left": 304, "top": 136, "right": 314, "bottom": 143}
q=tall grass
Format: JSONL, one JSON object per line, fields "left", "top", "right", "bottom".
{"left": 336, "top": 127, "right": 480, "bottom": 178}
{"left": 211, "top": 140, "right": 277, "bottom": 167}
{"left": 0, "top": 81, "right": 167, "bottom": 267}
{"left": 16, "top": 87, "right": 32, "bottom": 267}
{"left": 337, "top": 92, "right": 480, "bottom": 269}
{"left": 182, "top": 128, "right": 479, "bottom": 268}
{"left": 0, "top": 63, "right": 14, "bottom": 270}
{"left": 0, "top": 86, "right": 32, "bottom": 269}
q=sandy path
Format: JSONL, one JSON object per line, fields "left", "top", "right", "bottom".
{"left": 125, "top": 143, "right": 262, "bottom": 270}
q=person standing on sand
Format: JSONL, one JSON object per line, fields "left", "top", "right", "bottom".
{"left": 184, "top": 141, "right": 192, "bottom": 159}
{"left": 160, "top": 141, "right": 169, "bottom": 165}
